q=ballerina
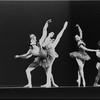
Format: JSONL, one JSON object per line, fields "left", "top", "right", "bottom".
{"left": 40, "top": 21, "right": 68, "bottom": 88}
{"left": 93, "top": 41, "right": 100, "bottom": 87}
{"left": 69, "top": 24, "right": 96, "bottom": 87}
{"left": 14, "top": 19, "right": 51, "bottom": 88}
{"left": 75, "top": 40, "right": 100, "bottom": 87}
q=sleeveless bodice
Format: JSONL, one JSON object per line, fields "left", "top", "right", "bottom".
{"left": 78, "top": 40, "right": 86, "bottom": 52}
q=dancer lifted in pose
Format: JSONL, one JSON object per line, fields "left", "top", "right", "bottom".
{"left": 14, "top": 19, "right": 51, "bottom": 88}
{"left": 41, "top": 21, "right": 68, "bottom": 88}
{"left": 70, "top": 24, "right": 96, "bottom": 87}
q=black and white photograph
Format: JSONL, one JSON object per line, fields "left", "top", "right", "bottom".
{"left": 0, "top": 0, "right": 100, "bottom": 99}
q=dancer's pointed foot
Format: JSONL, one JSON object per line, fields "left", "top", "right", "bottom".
{"left": 93, "top": 83, "right": 97, "bottom": 87}
{"left": 24, "top": 84, "right": 32, "bottom": 88}
{"left": 52, "top": 83, "right": 59, "bottom": 87}
{"left": 76, "top": 79, "right": 80, "bottom": 87}
{"left": 41, "top": 84, "right": 51, "bottom": 88}
{"left": 83, "top": 82, "right": 86, "bottom": 87}
{"left": 93, "top": 83, "right": 100, "bottom": 87}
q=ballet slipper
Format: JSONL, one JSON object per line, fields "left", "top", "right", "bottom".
{"left": 41, "top": 84, "right": 51, "bottom": 88}
{"left": 52, "top": 83, "right": 59, "bottom": 87}
{"left": 24, "top": 84, "right": 32, "bottom": 88}
{"left": 94, "top": 83, "right": 100, "bottom": 87}
{"left": 76, "top": 79, "right": 81, "bottom": 87}
{"left": 83, "top": 82, "right": 86, "bottom": 87}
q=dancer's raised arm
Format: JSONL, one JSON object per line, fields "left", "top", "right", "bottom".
{"left": 39, "top": 19, "right": 52, "bottom": 46}
{"left": 14, "top": 49, "right": 32, "bottom": 59}
{"left": 52, "top": 21, "right": 68, "bottom": 48}
{"left": 76, "top": 24, "right": 83, "bottom": 39}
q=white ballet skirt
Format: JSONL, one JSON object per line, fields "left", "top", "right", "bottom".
{"left": 69, "top": 51, "right": 91, "bottom": 61}
{"left": 41, "top": 48, "right": 59, "bottom": 69}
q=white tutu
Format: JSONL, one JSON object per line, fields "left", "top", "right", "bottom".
{"left": 69, "top": 51, "right": 91, "bottom": 61}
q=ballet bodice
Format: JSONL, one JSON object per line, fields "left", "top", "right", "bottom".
{"left": 30, "top": 42, "right": 47, "bottom": 57}
{"left": 78, "top": 40, "right": 86, "bottom": 52}
{"left": 30, "top": 45, "right": 40, "bottom": 56}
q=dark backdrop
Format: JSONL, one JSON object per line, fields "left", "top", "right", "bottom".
{"left": 0, "top": 1, "right": 99, "bottom": 87}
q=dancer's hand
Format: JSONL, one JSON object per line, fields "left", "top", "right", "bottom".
{"left": 14, "top": 55, "right": 20, "bottom": 58}
{"left": 76, "top": 24, "right": 79, "bottom": 27}
{"left": 44, "top": 19, "right": 52, "bottom": 28}
{"left": 47, "top": 19, "right": 52, "bottom": 23}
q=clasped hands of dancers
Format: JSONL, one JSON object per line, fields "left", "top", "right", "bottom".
{"left": 15, "top": 19, "right": 100, "bottom": 88}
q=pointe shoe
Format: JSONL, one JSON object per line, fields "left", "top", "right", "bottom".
{"left": 78, "top": 85, "right": 80, "bottom": 87}
{"left": 76, "top": 80, "right": 80, "bottom": 87}
{"left": 53, "top": 83, "right": 59, "bottom": 87}
{"left": 83, "top": 82, "right": 86, "bottom": 87}
{"left": 93, "top": 83, "right": 97, "bottom": 87}
{"left": 41, "top": 84, "right": 51, "bottom": 88}
{"left": 24, "top": 84, "right": 32, "bottom": 88}
{"left": 83, "top": 85, "right": 86, "bottom": 87}
{"left": 94, "top": 83, "right": 100, "bottom": 87}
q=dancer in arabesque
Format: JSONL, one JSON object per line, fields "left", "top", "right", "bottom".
{"left": 40, "top": 21, "right": 68, "bottom": 88}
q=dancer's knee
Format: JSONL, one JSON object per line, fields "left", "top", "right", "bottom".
{"left": 26, "top": 67, "right": 34, "bottom": 73}
{"left": 26, "top": 68, "right": 30, "bottom": 73}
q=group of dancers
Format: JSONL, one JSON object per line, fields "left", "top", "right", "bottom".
{"left": 70, "top": 24, "right": 100, "bottom": 87}
{"left": 14, "top": 19, "right": 100, "bottom": 88}
{"left": 15, "top": 19, "right": 68, "bottom": 88}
